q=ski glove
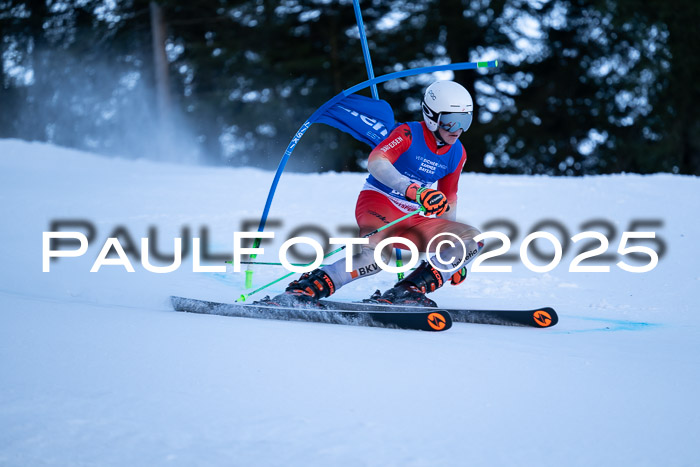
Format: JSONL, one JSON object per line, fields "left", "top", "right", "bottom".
{"left": 450, "top": 266, "right": 468, "bottom": 286}
{"left": 405, "top": 183, "right": 449, "bottom": 216}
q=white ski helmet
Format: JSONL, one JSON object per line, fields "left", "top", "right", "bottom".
{"left": 422, "top": 80, "right": 474, "bottom": 133}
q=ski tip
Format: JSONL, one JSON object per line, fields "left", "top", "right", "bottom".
{"left": 532, "top": 307, "right": 558, "bottom": 327}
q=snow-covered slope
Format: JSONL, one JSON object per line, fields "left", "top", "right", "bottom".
{"left": 1, "top": 139, "right": 698, "bottom": 466}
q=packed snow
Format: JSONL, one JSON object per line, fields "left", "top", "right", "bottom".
{"left": 1, "top": 139, "right": 699, "bottom": 466}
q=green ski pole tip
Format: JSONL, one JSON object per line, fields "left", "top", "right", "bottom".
{"left": 238, "top": 294, "right": 247, "bottom": 302}
{"left": 495, "top": 59, "right": 499, "bottom": 67}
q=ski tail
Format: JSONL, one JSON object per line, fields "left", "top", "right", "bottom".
{"left": 170, "top": 296, "right": 452, "bottom": 332}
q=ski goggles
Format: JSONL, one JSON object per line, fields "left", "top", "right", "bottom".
{"left": 438, "top": 112, "right": 473, "bottom": 132}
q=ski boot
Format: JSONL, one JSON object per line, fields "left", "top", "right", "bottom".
{"left": 365, "top": 260, "right": 444, "bottom": 307}
{"left": 261, "top": 269, "right": 336, "bottom": 308}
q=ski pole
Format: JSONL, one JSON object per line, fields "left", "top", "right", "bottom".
{"left": 237, "top": 206, "right": 424, "bottom": 302}
{"left": 229, "top": 260, "right": 333, "bottom": 267}
{"left": 395, "top": 248, "right": 405, "bottom": 281}
{"left": 230, "top": 259, "right": 419, "bottom": 271}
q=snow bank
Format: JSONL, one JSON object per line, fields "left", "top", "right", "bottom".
{"left": 1, "top": 139, "right": 698, "bottom": 466}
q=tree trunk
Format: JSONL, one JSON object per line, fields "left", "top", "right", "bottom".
{"left": 150, "top": 1, "right": 173, "bottom": 160}
{"left": 0, "top": 21, "right": 9, "bottom": 138}
{"left": 439, "top": 0, "right": 486, "bottom": 173}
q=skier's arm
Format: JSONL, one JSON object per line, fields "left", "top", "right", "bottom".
{"left": 367, "top": 124, "right": 414, "bottom": 195}
{"left": 436, "top": 147, "right": 467, "bottom": 221}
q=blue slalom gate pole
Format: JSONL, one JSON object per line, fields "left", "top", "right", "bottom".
{"left": 352, "top": 0, "right": 379, "bottom": 100}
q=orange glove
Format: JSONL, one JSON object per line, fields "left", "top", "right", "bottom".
{"left": 450, "top": 266, "right": 468, "bottom": 285}
{"left": 405, "top": 183, "right": 449, "bottom": 216}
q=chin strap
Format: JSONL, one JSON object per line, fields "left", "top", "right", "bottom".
{"left": 433, "top": 129, "right": 447, "bottom": 146}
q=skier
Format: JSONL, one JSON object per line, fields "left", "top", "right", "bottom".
{"left": 280, "top": 80, "right": 483, "bottom": 307}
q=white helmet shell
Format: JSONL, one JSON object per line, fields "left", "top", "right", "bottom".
{"left": 422, "top": 81, "right": 474, "bottom": 132}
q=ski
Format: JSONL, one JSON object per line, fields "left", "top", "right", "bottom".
{"left": 317, "top": 299, "right": 558, "bottom": 328}
{"left": 170, "top": 296, "right": 452, "bottom": 332}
